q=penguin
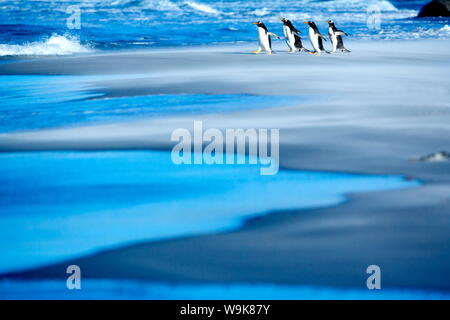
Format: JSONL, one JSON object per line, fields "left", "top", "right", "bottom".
{"left": 326, "top": 20, "right": 351, "bottom": 53}
{"left": 303, "top": 21, "right": 329, "bottom": 55}
{"left": 252, "top": 21, "right": 281, "bottom": 55}
{"left": 280, "top": 18, "right": 310, "bottom": 53}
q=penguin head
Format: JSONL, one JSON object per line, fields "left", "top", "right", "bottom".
{"left": 252, "top": 21, "right": 268, "bottom": 31}
{"left": 326, "top": 20, "right": 335, "bottom": 27}
{"left": 280, "top": 18, "right": 288, "bottom": 25}
{"left": 304, "top": 21, "right": 319, "bottom": 31}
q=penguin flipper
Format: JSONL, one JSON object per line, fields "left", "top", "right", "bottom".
{"left": 318, "top": 38, "right": 326, "bottom": 51}
{"left": 318, "top": 33, "right": 327, "bottom": 41}
{"left": 294, "top": 35, "right": 303, "bottom": 50}
{"left": 268, "top": 32, "right": 281, "bottom": 39}
{"left": 336, "top": 30, "right": 348, "bottom": 36}
{"left": 336, "top": 36, "right": 347, "bottom": 50}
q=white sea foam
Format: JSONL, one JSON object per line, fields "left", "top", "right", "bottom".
{"left": 0, "top": 35, "right": 92, "bottom": 56}
{"left": 140, "top": 0, "right": 182, "bottom": 11}
{"left": 306, "top": 0, "right": 398, "bottom": 11}
{"left": 251, "top": 7, "right": 271, "bottom": 17}
{"left": 370, "top": 0, "right": 398, "bottom": 11}
{"left": 367, "top": 24, "right": 450, "bottom": 40}
{"left": 184, "top": 1, "right": 220, "bottom": 15}
{"left": 440, "top": 25, "right": 450, "bottom": 33}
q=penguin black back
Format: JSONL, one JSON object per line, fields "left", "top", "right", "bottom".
{"left": 285, "top": 20, "right": 299, "bottom": 34}
{"left": 318, "top": 36, "right": 325, "bottom": 51}
{"left": 307, "top": 21, "right": 320, "bottom": 34}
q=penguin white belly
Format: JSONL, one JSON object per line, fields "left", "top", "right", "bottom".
{"left": 258, "top": 28, "right": 271, "bottom": 52}
{"left": 283, "top": 26, "right": 294, "bottom": 51}
{"left": 287, "top": 31, "right": 296, "bottom": 51}
{"left": 309, "top": 28, "right": 320, "bottom": 52}
{"left": 282, "top": 25, "right": 289, "bottom": 39}
{"left": 329, "top": 28, "right": 337, "bottom": 52}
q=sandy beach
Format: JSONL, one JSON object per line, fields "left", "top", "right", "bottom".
{"left": 1, "top": 39, "right": 450, "bottom": 296}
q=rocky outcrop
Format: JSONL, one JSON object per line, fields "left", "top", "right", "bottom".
{"left": 417, "top": 151, "right": 450, "bottom": 162}
{"left": 417, "top": 0, "right": 450, "bottom": 17}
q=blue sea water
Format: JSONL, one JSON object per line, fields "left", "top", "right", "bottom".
{"left": 0, "top": 0, "right": 449, "bottom": 56}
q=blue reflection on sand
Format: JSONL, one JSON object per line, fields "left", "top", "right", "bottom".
{"left": 0, "top": 151, "right": 419, "bottom": 273}
{"left": 0, "top": 75, "right": 299, "bottom": 133}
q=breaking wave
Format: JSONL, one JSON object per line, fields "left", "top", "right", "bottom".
{"left": 0, "top": 34, "right": 92, "bottom": 57}
{"left": 184, "top": 1, "right": 220, "bottom": 15}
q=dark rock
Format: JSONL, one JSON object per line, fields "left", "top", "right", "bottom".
{"left": 417, "top": 0, "right": 450, "bottom": 17}
{"left": 417, "top": 151, "right": 450, "bottom": 162}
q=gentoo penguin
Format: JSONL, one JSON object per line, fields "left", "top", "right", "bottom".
{"left": 252, "top": 21, "right": 281, "bottom": 55}
{"left": 280, "top": 18, "right": 309, "bottom": 53}
{"left": 326, "top": 20, "right": 350, "bottom": 53}
{"left": 304, "top": 21, "right": 329, "bottom": 55}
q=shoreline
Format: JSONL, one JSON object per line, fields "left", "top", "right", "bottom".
{"left": 1, "top": 39, "right": 450, "bottom": 293}
{"left": 3, "top": 178, "right": 450, "bottom": 291}
{"left": 0, "top": 149, "right": 419, "bottom": 274}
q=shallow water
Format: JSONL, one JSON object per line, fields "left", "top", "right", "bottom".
{"left": 2, "top": 279, "right": 449, "bottom": 300}
{"left": 0, "top": 150, "right": 419, "bottom": 273}
{"left": 0, "top": 75, "right": 300, "bottom": 133}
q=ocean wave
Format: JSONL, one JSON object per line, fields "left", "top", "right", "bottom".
{"left": 251, "top": 8, "right": 271, "bottom": 17}
{"left": 357, "top": 24, "right": 450, "bottom": 40}
{"left": 0, "top": 35, "right": 92, "bottom": 56}
{"left": 140, "top": 0, "right": 182, "bottom": 11}
{"left": 407, "top": 24, "right": 450, "bottom": 39}
{"left": 105, "top": 0, "right": 222, "bottom": 15}
{"left": 184, "top": 1, "right": 220, "bottom": 15}
{"left": 375, "top": 0, "right": 398, "bottom": 11}
{"left": 440, "top": 25, "right": 450, "bottom": 33}
{"left": 262, "top": 11, "right": 417, "bottom": 26}
{"left": 306, "top": 0, "right": 398, "bottom": 11}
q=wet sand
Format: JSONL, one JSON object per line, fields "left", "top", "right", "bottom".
{"left": 1, "top": 39, "right": 450, "bottom": 292}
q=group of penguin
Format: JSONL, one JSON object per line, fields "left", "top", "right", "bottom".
{"left": 252, "top": 19, "right": 350, "bottom": 55}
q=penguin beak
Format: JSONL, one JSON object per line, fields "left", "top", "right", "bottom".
{"left": 252, "top": 22, "right": 258, "bottom": 25}
{"left": 303, "top": 22, "right": 309, "bottom": 24}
